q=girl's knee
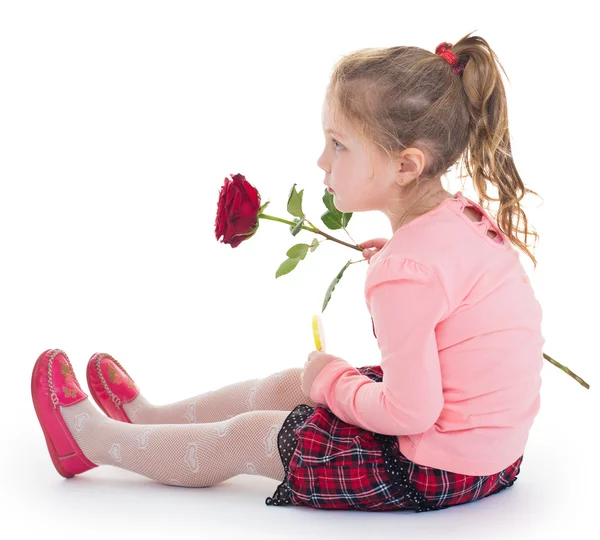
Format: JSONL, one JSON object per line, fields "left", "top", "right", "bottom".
{"left": 270, "top": 367, "right": 316, "bottom": 408}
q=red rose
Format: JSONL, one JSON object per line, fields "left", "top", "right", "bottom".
{"left": 215, "top": 173, "right": 262, "bottom": 248}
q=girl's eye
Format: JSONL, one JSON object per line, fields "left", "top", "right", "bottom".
{"left": 330, "top": 137, "right": 344, "bottom": 151}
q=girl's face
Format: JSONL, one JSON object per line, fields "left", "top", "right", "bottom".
{"left": 316, "top": 101, "right": 393, "bottom": 214}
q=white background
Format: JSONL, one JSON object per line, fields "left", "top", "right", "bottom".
{"left": 1, "top": 1, "right": 598, "bottom": 538}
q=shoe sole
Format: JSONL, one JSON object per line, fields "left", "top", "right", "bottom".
{"left": 31, "top": 350, "right": 86, "bottom": 478}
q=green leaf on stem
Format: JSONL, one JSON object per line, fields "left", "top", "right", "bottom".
{"left": 275, "top": 257, "right": 301, "bottom": 278}
{"left": 275, "top": 242, "right": 314, "bottom": 279}
{"left": 258, "top": 200, "right": 270, "bottom": 214}
{"left": 322, "top": 189, "right": 337, "bottom": 214}
{"left": 322, "top": 259, "right": 352, "bottom": 312}
{"left": 309, "top": 238, "right": 319, "bottom": 252}
{"left": 321, "top": 212, "right": 341, "bottom": 230}
{"left": 321, "top": 189, "right": 352, "bottom": 230}
{"left": 286, "top": 243, "right": 310, "bottom": 259}
{"left": 341, "top": 212, "right": 351, "bottom": 228}
{"left": 287, "top": 184, "right": 305, "bottom": 218}
{"left": 290, "top": 217, "right": 304, "bottom": 236}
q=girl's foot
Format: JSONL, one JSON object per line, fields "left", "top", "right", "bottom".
{"left": 86, "top": 352, "right": 140, "bottom": 423}
{"left": 31, "top": 349, "right": 98, "bottom": 478}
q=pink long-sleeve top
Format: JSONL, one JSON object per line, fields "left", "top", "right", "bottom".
{"left": 309, "top": 191, "right": 545, "bottom": 476}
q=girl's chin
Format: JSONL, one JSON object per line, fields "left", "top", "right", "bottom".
{"left": 333, "top": 199, "right": 347, "bottom": 212}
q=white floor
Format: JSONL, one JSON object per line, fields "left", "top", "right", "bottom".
{"left": 6, "top": 378, "right": 598, "bottom": 540}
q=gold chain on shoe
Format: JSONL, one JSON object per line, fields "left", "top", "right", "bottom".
{"left": 46, "top": 349, "right": 84, "bottom": 409}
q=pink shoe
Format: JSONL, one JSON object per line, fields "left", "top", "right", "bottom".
{"left": 31, "top": 349, "right": 98, "bottom": 478}
{"left": 86, "top": 352, "right": 139, "bottom": 423}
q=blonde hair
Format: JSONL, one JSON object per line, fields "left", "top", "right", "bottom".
{"left": 326, "top": 31, "right": 542, "bottom": 269}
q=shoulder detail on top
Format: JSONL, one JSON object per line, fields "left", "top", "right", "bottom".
{"left": 364, "top": 256, "right": 450, "bottom": 318}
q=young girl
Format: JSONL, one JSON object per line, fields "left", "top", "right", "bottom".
{"left": 31, "top": 32, "right": 545, "bottom": 513}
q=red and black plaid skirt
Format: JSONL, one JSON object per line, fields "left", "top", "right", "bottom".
{"left": 265, "top": 365, "right": 523, "bottom": 512}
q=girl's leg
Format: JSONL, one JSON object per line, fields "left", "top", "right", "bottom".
{"left": 123, "top": 367, "right": 315, "bottom": 424}
{"left": 61, "top": 399, "right": 289, "bottom": 485}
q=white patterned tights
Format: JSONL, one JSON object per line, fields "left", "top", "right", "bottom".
{"left": 61, "top": 367, "right": 316, "bottom": 487}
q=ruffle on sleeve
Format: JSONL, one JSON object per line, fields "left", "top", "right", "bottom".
{"left": 365, "top": 256, "right": 449, "bottom": 319}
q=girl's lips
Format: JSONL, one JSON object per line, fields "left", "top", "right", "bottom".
{"left": 327, "top": 187, "right": 335, "bottom": 193}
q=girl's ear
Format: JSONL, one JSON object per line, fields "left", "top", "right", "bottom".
{"left": 395, "top": 148, "right": 426, "bottom": 184}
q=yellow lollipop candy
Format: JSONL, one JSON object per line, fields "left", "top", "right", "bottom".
{"left": 312, "top": 314, "right": 326, "bottom": 351}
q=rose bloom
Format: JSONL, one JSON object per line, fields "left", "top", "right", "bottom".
{"left": 215, "top": 173, "right": 262, "bottom": 248}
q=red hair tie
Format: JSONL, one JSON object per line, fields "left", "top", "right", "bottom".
{"left": 435, "top": 42, "right": 464, "bottom": 75}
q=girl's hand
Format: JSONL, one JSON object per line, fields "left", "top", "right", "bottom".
{"left": 300, "top": 350, "right": 338, "bottom": 400}
{"left": 359, "top": 238, "right": 389, "bottom": 264}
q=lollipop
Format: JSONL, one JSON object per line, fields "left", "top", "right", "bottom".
{"left": 312, "top": 314, "right": 326, "bottom": 352}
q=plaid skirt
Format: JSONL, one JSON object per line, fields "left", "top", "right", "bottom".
{"left": 265, "top": 365, "right": 523, "bottom": 512}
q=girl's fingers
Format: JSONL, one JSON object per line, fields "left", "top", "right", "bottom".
{"left": 359, "top": 238, "right": 388, "bottom": 249}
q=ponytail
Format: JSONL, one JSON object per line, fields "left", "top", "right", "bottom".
{"left": 452, "top": 32, "right": 542, "bottom": 268}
